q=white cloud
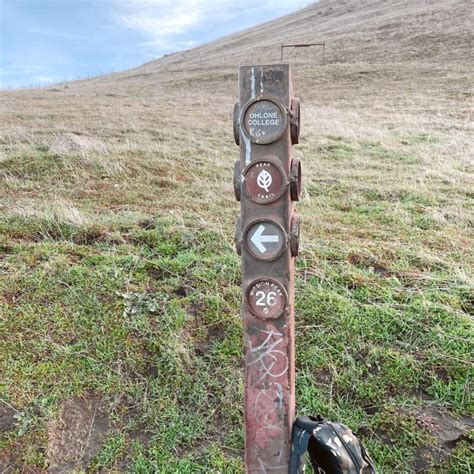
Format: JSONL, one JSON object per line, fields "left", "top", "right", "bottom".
{"left": 118, "top": 8, "right": 199, "bottom": 36}
{"left": 114, "top": 0, "right": 311, "bottom": 52}
{"left": 32, "top": 75, "right": 56, "bottom": 83}
{"left": 1, "top": 64, "right": 47, "bottom": 76}
{"left": 116, "top": 1, "right": 201, "bottom": 49}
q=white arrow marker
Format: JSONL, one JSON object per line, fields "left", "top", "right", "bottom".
{"left": 251, "top": 224, "right": 279, "bottom": 253}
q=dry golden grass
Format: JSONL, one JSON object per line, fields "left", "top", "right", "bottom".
{"left": 0, "top": 0, "right": 472, "bottom": 471}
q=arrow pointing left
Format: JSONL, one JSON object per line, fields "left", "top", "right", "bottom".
{"left": 250, "top": 224, "right": 279, "bottom": 253}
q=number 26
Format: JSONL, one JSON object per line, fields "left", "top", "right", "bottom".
{"left": 255, "top": 291, "right": 277, "bottom": 307}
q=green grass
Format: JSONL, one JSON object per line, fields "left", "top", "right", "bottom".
{"left": 1, "top": 211, "right": 472, "bottom": 471}
{"left": 1, "top": 218, "right": 245, "bottom": 470}
{"left": 1, "top": 115, "right": 472, "bottom": 472}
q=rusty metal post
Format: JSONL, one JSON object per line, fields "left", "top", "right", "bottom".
{"left": 233, "top": 64, "right": 301, "bottom": 473}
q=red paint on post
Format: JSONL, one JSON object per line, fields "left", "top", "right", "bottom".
{"left": 234, "top": 64, "right": 301, "bottom": 473}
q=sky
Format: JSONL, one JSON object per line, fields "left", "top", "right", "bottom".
{"left": 0, "top": 0, "right": 311, "bottom": 89}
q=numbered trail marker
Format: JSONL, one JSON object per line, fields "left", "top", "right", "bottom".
{"left": 247, "top": 279, "right": 288, "bottom": 320}
{"left": 233, "top": 64, "right": 301, "bottom": 473}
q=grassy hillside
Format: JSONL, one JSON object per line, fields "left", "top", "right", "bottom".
{"left": 1, "top": 0, "right": 473, "bottom": 471}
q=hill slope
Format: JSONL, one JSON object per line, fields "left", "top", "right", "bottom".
{"left": 148, "top": 0, "right": 472, "bottom": 69}
{"left": 1, "top": 0, "right": 473, "bottom": 472}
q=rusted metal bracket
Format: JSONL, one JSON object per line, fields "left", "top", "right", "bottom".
{"left": 281, "top": 42, "right": 326, "bottom": 64}
{"left": 290, "top": 98, "right": 301, "bottom": 145}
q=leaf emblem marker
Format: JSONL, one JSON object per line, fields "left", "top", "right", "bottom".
{"left": 257, "top": 169, "right": 272, "bottom": 192}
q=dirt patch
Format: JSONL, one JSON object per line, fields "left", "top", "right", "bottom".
{"left": 348, "top": 253, "right": 392, "bottom": 277}
{"left": 0, "top": 402, "right": 17, "bottom": 432}
{"left": 358, "top": 404, "right": 473, "bottom": 470}
{"left": 137, "top": 219, "right": 155, "bottom": 230}
{"left": 47, "top": 394, "right": 110, "bottom": 473}
{"left": 195, "top": 321, "right": 227, "bottom": 356}
{"left": 411, "top": 406, "right": 473, "bottom": 471}
{"left": 186, "top": 302, "right": 203, "bottom": 318}
{"left": 207, "top": 322, "right": 226, "bottom": 342}
{"left": 48, "top": 133, "right": 107, "bottom": 155}
{"left": 147, "top": 266, "right": 167, "bottom": 280}
{"left": 174, "top": 285, "right": 190, "bottom": 297}
{"left": 414, "top": 406, "right": 472, "bottom": 445}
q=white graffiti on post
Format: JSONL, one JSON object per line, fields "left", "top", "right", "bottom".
{"left": 248, "top": 328, "right": 289, "bottom": 472}
{"left": 249, "top": 328, "right": 289, "bottom": 381}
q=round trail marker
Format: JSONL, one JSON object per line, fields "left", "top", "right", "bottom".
{"left": 244, "top": 159, "right": 286, "bottom": 203}
{"left": 243, "top": 99, "right": 286, "bottom": 144}
{"left": 246, "top": 278, "right": 287, "bottom": 320}
{"left": 244, "top": 220, "right": 286, "bottom": 261}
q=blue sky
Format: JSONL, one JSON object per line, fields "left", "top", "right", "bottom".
{"left": 0, "top": 0, "right": 311, "bottom": 89}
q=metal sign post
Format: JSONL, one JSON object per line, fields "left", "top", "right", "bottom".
{"left": 233, "top": 64, "right": 301, "bottom": 473}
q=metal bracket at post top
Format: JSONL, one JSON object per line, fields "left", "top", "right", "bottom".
{"left": 233, "top": 64, "right": 301, "bottom": 473}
